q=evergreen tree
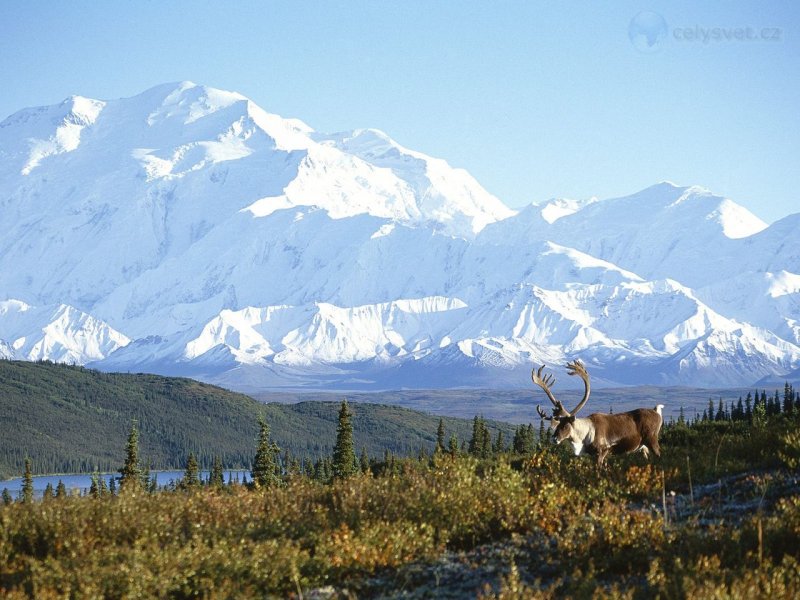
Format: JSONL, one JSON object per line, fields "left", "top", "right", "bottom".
{"left": 119, "top": 421, "right": 142, "bottom": 490}
{"left": 98, "top": 475, "right": 108, "bottom": 496}
{"left": 2, "top": 488, "right": 12, "bottom": 505}
{"left": 707, "top": 398, "right": 715, "bottom": 422}
{"left": 108, "top": 476, "right": 117, "bottom": 495}
{"left": 183, "top": 452, "right": 200, "bottom": 488}
{"left": 209, "top": 455, "right": 225, "bottom": 488}
{"left": 480, "top": 423, "right": 491, "bottom": 458}
{"left": 360, "top": 447, "right": 370, "bottom": 474}
{"left": 332, "top": 400, "right": 357, "bottom": 479}
{"left": 784, "top": 382, "right": 794, "bottom": 415}
{"left": 42, "top": 482, "right": 54, "bottom": 501}
{"left": 512, "top": 425, "right": 524, "bottom": 453}
{"left": 21, "top": 458, "right": 34, "bottom": 504}
{"left": 56, "top": 480, "right": 67, "bottom": 499}
{"left": 494, "top": 430, "right": 505, "bottom": 453}
{"left": 252, "top": 418, "right": 281, "bottom": 488}
{"left": 678, "top": 406, "right": 686, "bottom": 425}
{"left": 753, "top": 397, "right": 768, "bottom": 430}
{"left": 715, "top": 398, "right": 725, "bottom": 421}
{"left": 89, "top": 472, "right": 100, "bottom": 498}
{"left": 468, "top": 416, "right": 480, "bottom": 455}
{"left": 736, "top": 398, "right": 744, "bottom": 421}
{"left": 745, "top": 392, "right": 753, "bottom": 421}
{"left": 436, "top": 418, "right": 446, "bottom": 453}
{"left": 539, "top": 418, "right": 545, "bottom": 443}
{"left": 448, "top": 433, "right": 459, "bottom": 456}
{"left": 289, "top": 455, "right": 301, "bottom": 476}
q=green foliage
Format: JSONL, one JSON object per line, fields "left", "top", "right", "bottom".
{"left": 448, "top": 433, "right": 459, "bottom": 456}
{"left": 469, "top": 415, "right": 493, "bottom": 458}
{"left": 251, "top": 419, "right": 281, "bottom": 488}
{"left": 183, "top": 452, "right": 200, "bottom": 488}
{"left": 119, "top": 422, "right": 142, "bottom": 490}
{"left": 436, "top": 418, "right": 445, "bottom": 453}
{"left": 20, "top": 459, "right": 33, "bottom": 504}
{"left": 0, "top": 360, "right": 514, "bottom": 477}
{"left": 332, "top": 400, "right": 357, "bottom": 479}
{"left": 209, "top": 456, "right": 225, "bottom": 488}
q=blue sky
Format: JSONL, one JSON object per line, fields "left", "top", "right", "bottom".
{"left": 1, "top": 1, "right": 797, "bottom": 222}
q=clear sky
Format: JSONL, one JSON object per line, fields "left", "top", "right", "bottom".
{"left": 1, "top": 1, "right": 797, "bottom": 222}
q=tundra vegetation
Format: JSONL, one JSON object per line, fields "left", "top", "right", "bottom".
{"left": 1, "top": 389, "right": 800, "bottom": 598}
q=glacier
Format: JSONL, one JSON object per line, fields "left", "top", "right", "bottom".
{"left": 0, "top": 81, "right": 798, "bottom": 389}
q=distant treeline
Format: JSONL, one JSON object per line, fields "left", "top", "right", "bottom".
{"left": 0, "top": 360, "right": 516, "bottom": 479}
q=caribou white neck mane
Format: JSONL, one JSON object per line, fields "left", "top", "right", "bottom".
{"left": 564, "top": 417, "right": 595, "bottom": 456}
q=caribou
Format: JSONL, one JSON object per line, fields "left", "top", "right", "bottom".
{"left": 532, "top": 360, "right": 664, "bottom": 467}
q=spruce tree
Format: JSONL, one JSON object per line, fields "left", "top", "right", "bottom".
{"left": 332, "top": 400, "right": 357, "bottom": 479}
{"left": 252, "top": 418, "right": 281, "bottom": 488}
{"left": 2, "top": 488, "right": 13, "bottom": 505}
{"left": 108, "top": 476, "right": 117, "bottom": 495}
{"left": 715, "top": 398, "right": 725, "bottom": 421}
{"left": 436, "top": 418, "right": 446, "bottom": 453}
{"left": 360, "top": 447, "right": 370, "bottom": 474}
{"left": 56, "top": 480, "right": 67, "bottom": 499}
{"left": 184, "top": 452, "right": 200, "bottom": 488}
{"left": 753, "top": 397, "right": 767, "bottom": 430}
{"left": 784, "top": 382, "right": 794, "bottom": 415}
{"left": 21, "top": 458, "right": 34, "bottom": 504}
{"left": 745, "top": 392, "right": 753, "bottom": 421}
{"left": 448, "top": 433, "right": 459, "bottom": 456}
{"left": 480, "top": 423, "right": 491, "bottom": 458}
{"left": 209, "top": 455, "right": 225, "bottom": 488}
{"left": 494, "top": 430, "right": 505, "bottom": 453}
{"left": 119, "top": 421, "right": 142, "bottom": 490}
{"left": 468, "top": 416, "right": 481, "bottom": 455}
{"left": 42, "top": 483, "right": 54, "bottom": 501}
{"left": 141, "top": 463, "right": 152, "bottom": 492}
{"left": 513, "top": 425, "right": 523, "bottom": 453}
{"left": 89, "top": 472, "right": 100, "bottom": 498}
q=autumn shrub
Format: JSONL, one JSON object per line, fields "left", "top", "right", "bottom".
{"left": 2, "top": 419, "right": 800, "bottom": 598}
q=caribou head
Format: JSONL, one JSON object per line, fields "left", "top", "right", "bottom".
{"left": 533, "top": 360, "right": 590, "bottom": 438}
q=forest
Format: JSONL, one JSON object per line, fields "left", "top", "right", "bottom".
{"left": 0, "top": 360, "right": 514, "bottom": 479}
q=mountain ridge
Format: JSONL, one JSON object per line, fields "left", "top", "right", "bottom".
{"left": 1, "top": 83, "right": 798, "bottom": 389}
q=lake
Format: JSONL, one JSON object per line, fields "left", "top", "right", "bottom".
{"left": 1, "top": 470, "right": 250, "bottom": 498}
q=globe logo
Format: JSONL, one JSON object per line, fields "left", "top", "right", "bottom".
{"left": 628, "top": 11, "right": 668, "bottom": 54}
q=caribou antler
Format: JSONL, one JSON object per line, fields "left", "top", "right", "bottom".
{"left": 565, "top": 359, "right": 591, "bottom": 416}
{"left": 531, "top": 364, "right": 569, "bottom": 417}
{"left": 536, "top": 405, "right": 554, "bottom": 422}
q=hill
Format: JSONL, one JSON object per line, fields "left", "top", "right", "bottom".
{"left": 0, "top": 360, "right": 514, "bottom": 479}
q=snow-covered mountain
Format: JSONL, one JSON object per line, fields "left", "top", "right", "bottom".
{"left": 1, "top": 82, "right": 798, "bottom": 389}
